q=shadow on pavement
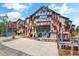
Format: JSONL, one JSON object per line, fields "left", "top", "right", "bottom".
{"left": 0, "top": 44, "right": 31, "bottom": 56}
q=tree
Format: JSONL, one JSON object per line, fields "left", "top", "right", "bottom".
{"left": 0, "top": 16, "right": 11, "bottom": 36}
{"left": 76, "top": 26, "right": 79, "bottom": 32}
{"left": 73, "top": 26, "right": 79, "bottom": 38}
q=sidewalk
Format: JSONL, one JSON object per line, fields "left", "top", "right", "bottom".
{"left": 0, "top": 44, "right": 30, "bottom": 56}
{"left": 2, "top": 38, "right": 58, "bottom": 56}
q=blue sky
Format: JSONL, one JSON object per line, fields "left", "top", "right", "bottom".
{"left": 0, "top": 3, "right": 79, "bottom": 26}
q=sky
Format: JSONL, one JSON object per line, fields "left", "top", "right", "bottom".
{"left": 0, "top": 3, "right": 79, "bottom": 26}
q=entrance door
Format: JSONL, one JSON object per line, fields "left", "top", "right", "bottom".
{"left": 42, "top": 32, "right": 47, "bottom": 38}
{"left": 38, "top": 32, "right": 50, "bottom": 38}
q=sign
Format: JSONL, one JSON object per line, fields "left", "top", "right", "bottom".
{"left": 36, "top": 12, "right": 52, "bottom": 16}
{"left": 37, "top": 22, "right": 50, "bottom": 26}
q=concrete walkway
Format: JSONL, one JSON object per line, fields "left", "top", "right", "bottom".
{"left": 2, "top": 38, "right": 58, "bottom": 56}
{"left": 0, "top": 44, "right": 30, "bottom": 56}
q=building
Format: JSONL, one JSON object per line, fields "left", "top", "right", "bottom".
{"left": 8, "top": 19, "right": 26, "bottom": 35}
{"left": 27, "top": 6, "right": 72, "bottom": 41}
{"left": 72, "top": 25, "right": 75, "bottom": 31}
{"left": 58, "top": 39, "right": 79, "bottom": 55}
{"left": 8, "top": 6, "right": 73, "bottom": 41}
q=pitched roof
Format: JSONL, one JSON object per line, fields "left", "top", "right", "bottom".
{"left": 30, "top": 6, "right": 60, "bottom": 17}
{"left": 16, "top": 19, "right": 24, "bottom": 22}
{"left": 30, "top": 6, "right": 72, "bottom": 22}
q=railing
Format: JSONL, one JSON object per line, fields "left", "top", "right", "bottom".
{"left": 63, "top": 49, "right": 79, "bottom": 56}
{"left": 63, "top": 49, "right": 71, "bottom": 55}
{"left": 73, "top": 51, "right": 79, "bottom": 55}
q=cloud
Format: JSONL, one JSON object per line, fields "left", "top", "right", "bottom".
{"left": 6, "top": 12, "right": 23, "bottom": 21}
{"left": 49, "top": 4, "right": 56, "bottom": 9}
{"left": 49, "top": 4, "right": 60, "bottom": 10}
{"left": 72, "top": 17, "right": 79, "bottom": 26}
{"left": 0, "top": 14, "right": 5, "bottom": 16}
{"left": 1, "top": 3, "right": 32, "bottom": 21}
{"left": 49, "top": 3, "right": 79, "bottom": 26}
{"left": 49, "top": 3, "right": 74, "bottom": 15}
{"left": 3, "top": 3, "right": 31, "bottom": 11}
{"left": 58, "top": 4, "right": 74, "bottom": 15}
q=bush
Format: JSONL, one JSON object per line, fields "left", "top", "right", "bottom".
{"left": 59, "top": 49, "right": 65, "bottom": 56}
{"left": 12, "top": 36, "right": 15, "bottom": 39}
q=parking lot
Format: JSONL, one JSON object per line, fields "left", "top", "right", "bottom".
{"left": 2, "top": 37, "right": 58, "bottom": 56}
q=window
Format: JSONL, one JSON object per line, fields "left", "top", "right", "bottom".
{"left": 47, "top": 12, "right": 52, "bottom": 15}
{"left": 61, "top": 45, "right": 65, "bottom": 49}
{"left": 39, "top": 15, "right": 47, "bottom": 19}
{"left": 64, "top": 34, "right": 68, "bottom": 40}
{"left": 67, "top": 46, "right": 71, "bottom": 50}
{"left": 47, "top": 33, "right": 50, "bottom": 38}
{"left": 64, "top": 45, "right": 71, "bottom": 50}
{"left": 54, "top": 26, "right": 57, "bottom": 30}
{"left": 74, "top": 46, "right": 78, "bottom": 51}
{"left": 30, "top": 29, "right": 32, "bottom": 32}
{"left": 47, "top": 15, "right": 52, "bottom": 18}
{"left": 36, "top": 19, "right": 49, "bottom": 22}
{"left": 38, "top": 33, "right": 42, "bottom": 37}
{"left": 34, "top": 16, "right": 39, "bottom": 19}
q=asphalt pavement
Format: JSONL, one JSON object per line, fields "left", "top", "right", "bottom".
{"left": 0, "top": 44, "right": 30, "bottom": 56}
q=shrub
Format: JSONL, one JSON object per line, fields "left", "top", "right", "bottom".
{"left": 12, "top": 36, "right": 15, "bottom": 39}
{"left": 59, "top": 49, "right": 65, "bottom": 56}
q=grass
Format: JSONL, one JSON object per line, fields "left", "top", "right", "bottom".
{"left": 2, "top": 38, "right": 16, "bottom": 42}
{"left": 0, "top": 36, "right": 18, "bottom": 44}
{"left": 58, "top": 49, "right": 65, "bottom": 56}
{"left": 0, "top": 40, "right": 3, "bottom": 44}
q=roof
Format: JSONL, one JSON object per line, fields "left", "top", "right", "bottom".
{"left": 16, "top": 18, "right": 24, "bottom": 22}
{"left": 72, "top": 24, "right": 75, "bottom": 26}
{"left": 25, "top": 17, "right": 30, "bottom": 20}
{"left": 60, "top": 15, "right": 69, "bottom": 19}
{"left": 29, "top": 6, "right": 73, "bottom": 21}
{"left": 25, "top": 6, "right": 72, "bottom": 23}
{"left": 60, "top": 15, "right": 72, "bottom": 22}
{"left": 30, "top": 6, "right": 60, "bottom": 17}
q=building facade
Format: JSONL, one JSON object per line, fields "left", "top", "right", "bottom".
{"left": 8, "top": 19, "right": 25, "bottom": 35}
{"left": 8, "top": 6, "right": 73, "bottom": 41}
{"left": 58, "top": 39, "right": 79, "bottom": 56}
{"left": 26, "top": 6, "right": 72, "bottom": 41}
